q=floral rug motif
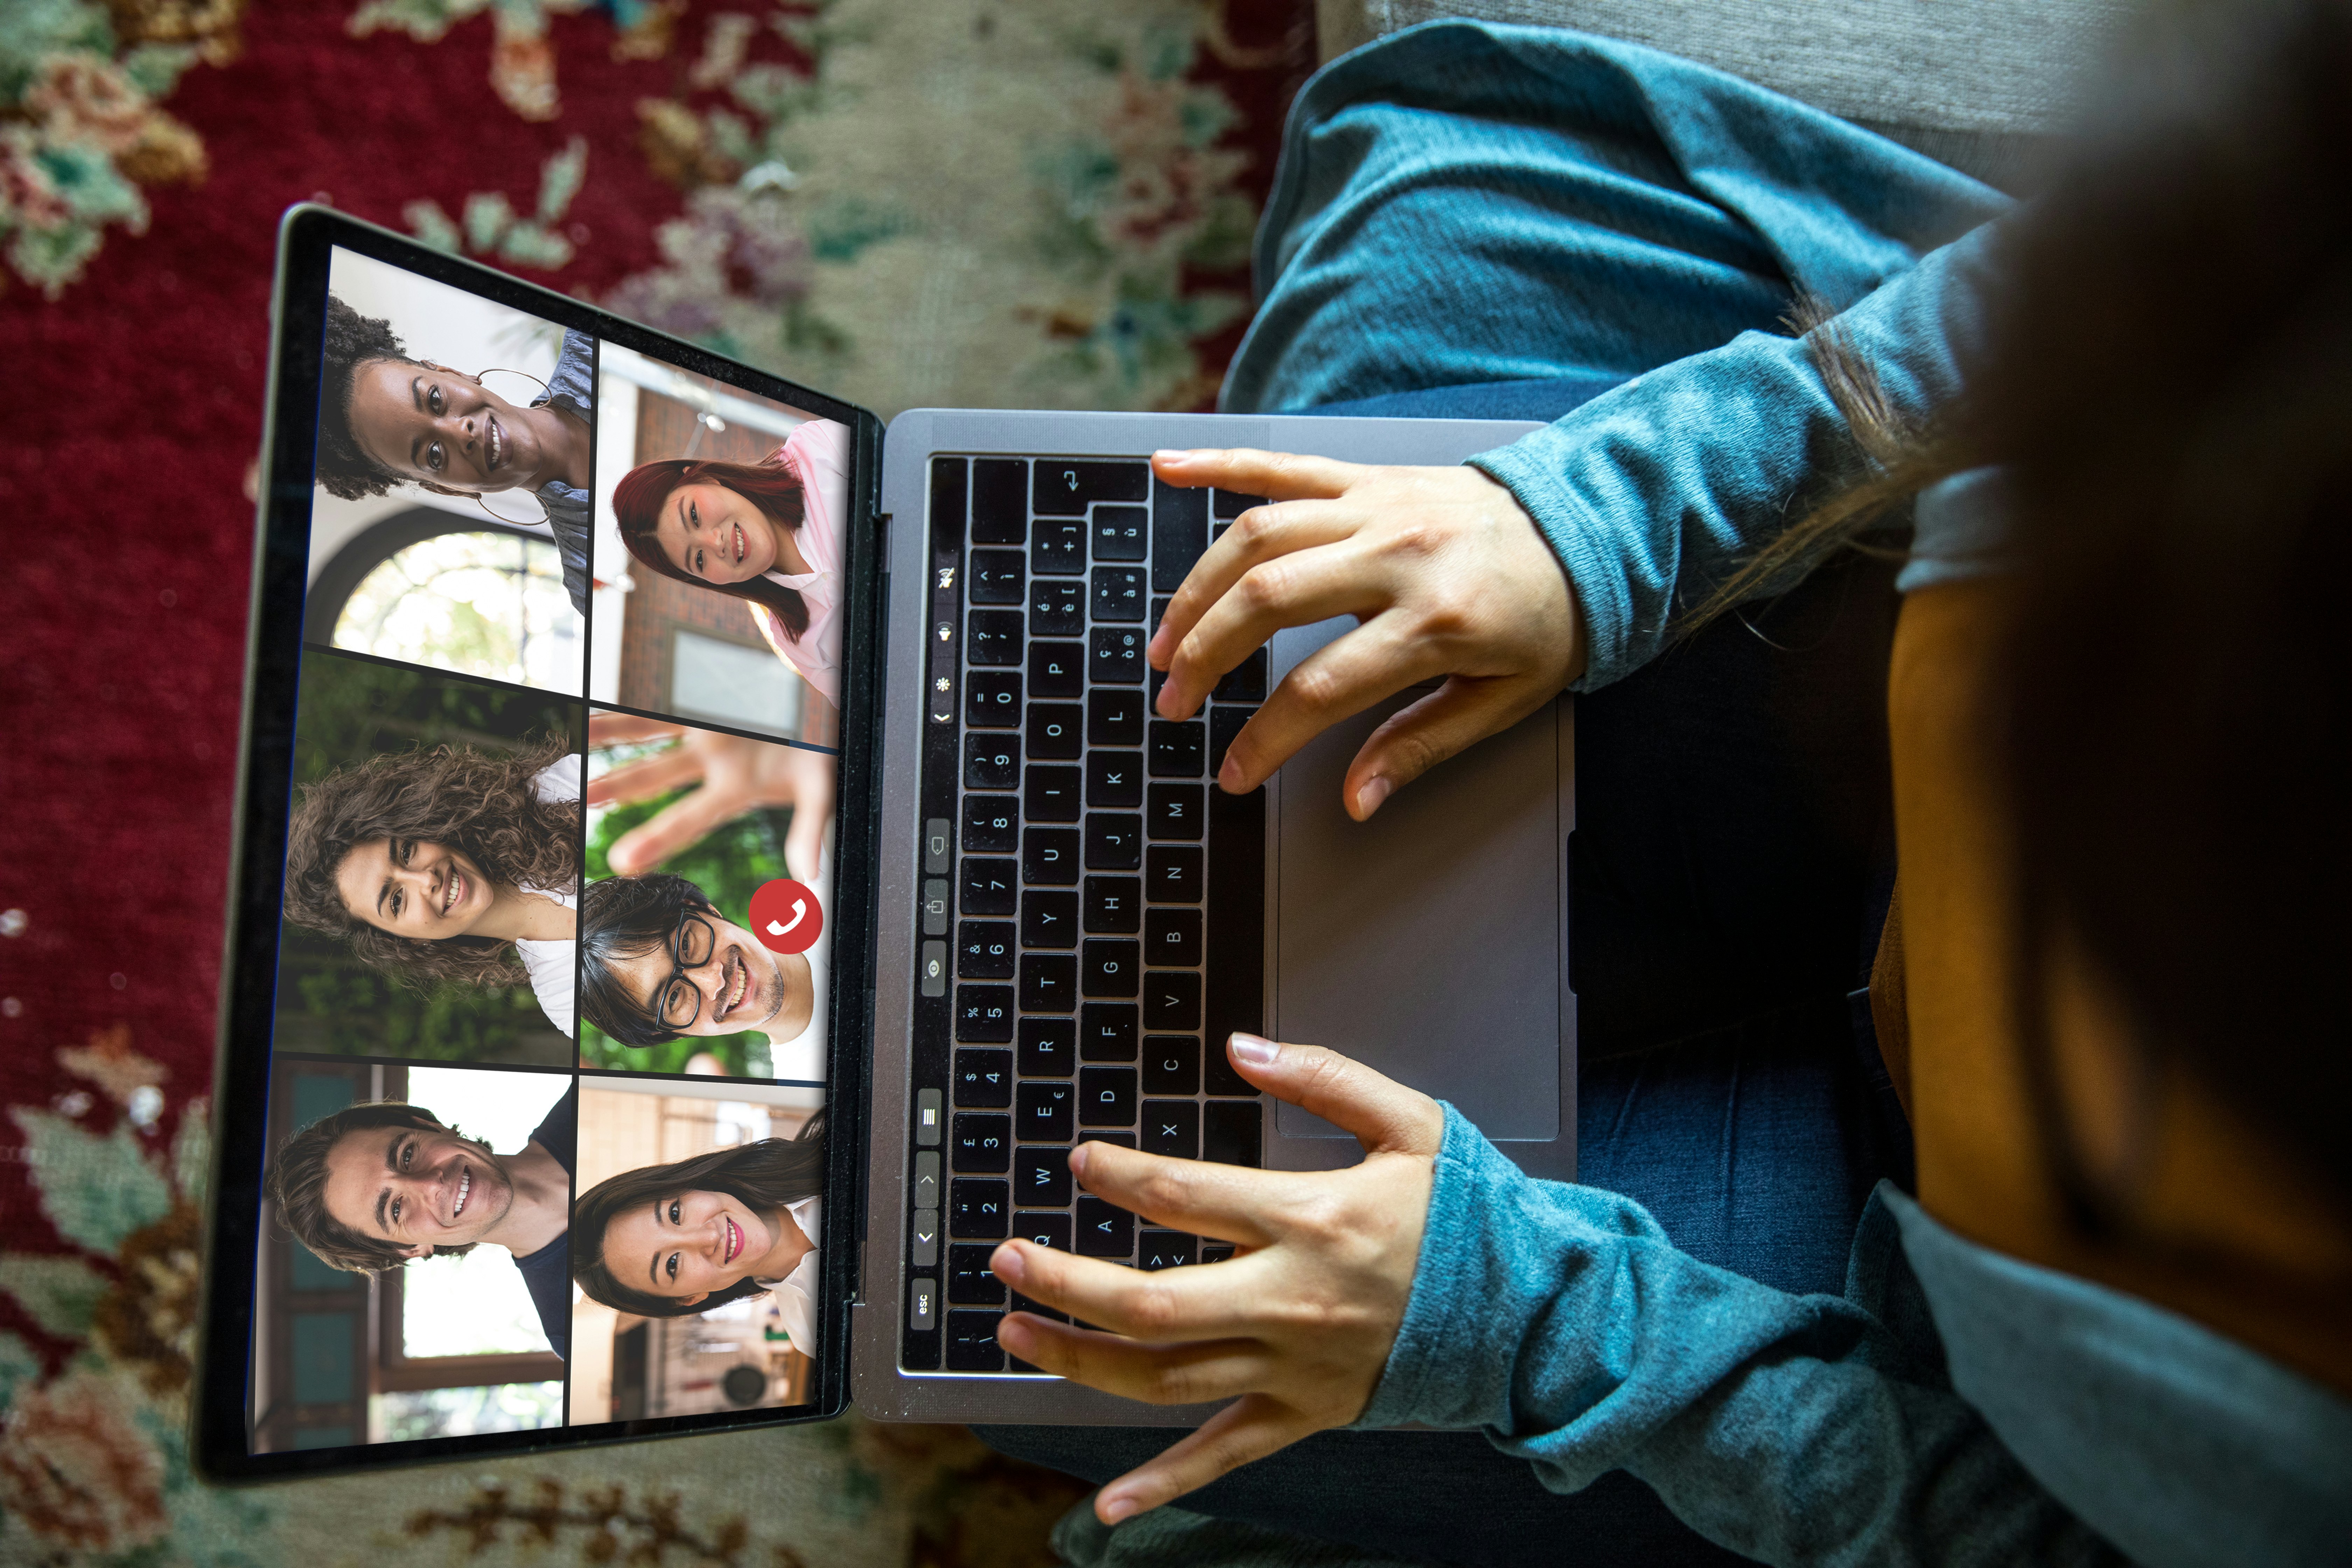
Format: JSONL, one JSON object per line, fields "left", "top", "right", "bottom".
{"left": 0, "top": 0, "right": 1312, "bottom": 1561}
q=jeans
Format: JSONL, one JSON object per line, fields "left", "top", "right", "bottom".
{"left": 979, "top": 377, "right": 1912, "bottom": 1568}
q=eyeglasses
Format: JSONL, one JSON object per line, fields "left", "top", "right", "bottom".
{"left": 654, "top": 910, "right": 717, "bottom": 1031}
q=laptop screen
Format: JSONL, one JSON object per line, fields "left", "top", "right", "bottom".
{"left": 239, "top": 239, "right": 854, "bottom": 1460}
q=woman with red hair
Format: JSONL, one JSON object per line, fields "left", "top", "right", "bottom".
{"left": 611, "top": 419, "right": 851, "bottom": 709}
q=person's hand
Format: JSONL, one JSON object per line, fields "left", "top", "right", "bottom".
{"left": 1148, "top": 449, "right": 1585, "bottom": 819}
{"left": 988, "top": 1034, "right": 1444, "bottom": 1524}
{"left": 586, "top": 713, "right": 835, "bottom": 879}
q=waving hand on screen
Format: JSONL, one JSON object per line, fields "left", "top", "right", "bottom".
{"left": 586, "top": 712, "right": 836, "bottom": 881}
{"left": 1148, "top": 449, "right": 1586, "bottom": 820}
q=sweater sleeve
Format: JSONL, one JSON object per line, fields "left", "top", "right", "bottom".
{"left": 1358, "top": 1105, "right": 2123, "bottom": 1567}
{"left": 1473, "top": 222, "right": 2004, "bottom": 691}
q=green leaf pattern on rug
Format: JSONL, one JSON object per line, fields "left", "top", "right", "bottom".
{"left": 0, "top": 1252, "right": 112, "bottom": 1338}
{"left": 10, "top": 1107, "right": 175, "bottom": 1255}
{"left": 404, "top": 134, "right": 588, "bottom": 270}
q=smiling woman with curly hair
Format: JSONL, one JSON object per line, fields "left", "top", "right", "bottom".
{"left": 282, "top": 734, "right": 583, "bottom": 1031}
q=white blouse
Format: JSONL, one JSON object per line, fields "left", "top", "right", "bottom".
{"left": 751, "top": 419, "right": 850, "bottom": 707}
{"left": 755, "top": 1194, "right": 821, "bottom": 1354}
{"left": 512, "top": 753, "right": 582, "bottom": 1035}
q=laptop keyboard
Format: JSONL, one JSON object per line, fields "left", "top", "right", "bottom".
{"left": 903, "top": 455, "right": 1270, "bottom": 1375}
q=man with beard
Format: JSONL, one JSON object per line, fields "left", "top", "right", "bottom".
{"left": 264, "top": 1085, "right": 576, "bottom": 1357}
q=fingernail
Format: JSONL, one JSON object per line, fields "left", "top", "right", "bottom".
{"left": 1230, "top": 1033, "right": 1279, "bottom": 1066}
{"left": 990, "top": 1242, "right": 1025, "bottom": 1288}
{"left": 1152, "top": 448, "right": 1198, "bottom": 461}
{"left": 1066, "top": 1142, "right": 1092, "bottom": 1180}
{"left": 1218, "top": 753, "right": 1245, "bottom": 792}
{"left": 1354, "top": 776, "right": 1392, "bottom": 817}
{"left": 998, "top": 1315, "right": 1034, "bottom": 1354}
{"left": 1101, "top": 1493, "right": 1140, "bottom": 1525}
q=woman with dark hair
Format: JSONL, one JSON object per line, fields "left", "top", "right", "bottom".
{"left": 610, "top": 418, "right": 851, "bottom": 708}
{"left": 315, "top": 291, "right": 595, "bottom": 617}
{"left": 570, "top": 1121, "right": 827, "bottom": 1352}
{"left": 283, "top": 735, "right": 583, "bottom": 1032}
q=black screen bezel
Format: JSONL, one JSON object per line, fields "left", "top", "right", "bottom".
{"left": 192, "top": 205, "right": 886, "bottom": 1483}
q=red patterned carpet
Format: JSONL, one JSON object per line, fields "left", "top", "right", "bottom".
{"left": 0, "top": 2, "right": 1312, "bottom": 1559}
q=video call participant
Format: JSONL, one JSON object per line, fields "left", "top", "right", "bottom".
{"left": 284, "top": 738, "right": 583, "bottom": 1034}
{"left": 610, "top": 418, "right": 850, "bottom": 709}
{"left": 569, "top": 1122, "right": 826, "bottom": 1353}
{"left": 587, "top": 711, "right": 835, "bottom": 883}
{"left": 578, "top": 873, "right": 826, "bottom": 1071}
{"left": 262, "top": 1086, "right": 577, "bottom": 1358}
{"left": 313, "top": 292, "right": 594, "bottom": 617}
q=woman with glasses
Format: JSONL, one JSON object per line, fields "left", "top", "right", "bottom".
{"left": 283, "top": 736, "right": 581, "bottom": 1032}
{"left": 568, "top": 1118, "right": 827, "bottom": 1350}
{"left": 577, "top": 872, "right": 827, "bottom": 1076}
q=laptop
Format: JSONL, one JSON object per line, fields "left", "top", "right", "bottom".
{"left": 192, "top": 205, "right": 1575, "bottom": 1478}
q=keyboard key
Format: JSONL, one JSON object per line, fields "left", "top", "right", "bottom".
{"left": 952, "top": 1113, "right": 1011, "bottom": 1172}
{"left": 913, "top": 1150, "right": 941, "bottom": 1209}
{"left": 1081, "top": 1002, "right": 1138, "bottom": 1062}
{"left": 1032, "top": 517, "right": 1087, "bottom": 574}
{"left": 1212, "top": 647, "right": 1269, "bottom": 702}
{"left": 948, "top": 1242, "right": 1005, "bottom": 1305}
{"left": 1080, "top": 1067, "right": 1138, "bottom": 1127}
{"left": 964, "top": 733, "right": 1018, "bottom": 790}
{"left": 1210, "top": 706, "right": 1254, "bottom": 778}
{"left": 1007, "top": 1289, "right": 1068, "bottom": 1324}
{"left": 1143, "top": 1100, "right": 1204, "bottom": 1161}
{"left": 1076, "top": 1130, "right": 1138, "bottom": 1149}
{"left": 966, "top": 669, "right": 1021, "bottom": 728}
{"left": 1024, "top": 764, "right": 1082, "bottom": 822}
{"left": 1083, "top": 875, "right": 1141, "bottom": 934}
{"left": 1201, "top": 1243, "right": 1238, "bottom": 1264}
{"left": 1074, "top": 1196, "right": 1135, "bottom": 1258}
{"left": 962, "top": 793, "right": 1018, "bottom": 854}
{"left": 948, "top": 1179, "right": 1009, "bottom": 1238}
{"left": 1019, "top": 889, "right": 1078, "bottom": 948}
{"left": 1021, "top": 827, "right": 1080, "bottom": 886}
{"left": 1150, "top": 595, "right": 1172, "bottom": 634}
{"left": 1017, "top": 1080, "right": 1073, "bottom": 1143}
{"left": 1014, "top": 1145, "right": 1071, "bottom": 1207}
{"left": 1213, "top": 488, "right": 1268, "bottom": 519}
{"left": 954, "top": 1048, "right": 1012, "bottom": 1105}
{"left": 1086, "top": 688, "right": 1146, "bottom": 747}
{"left": 1011, "top": 1211, "right": 1072, "bottom": 1252}
{"left": 1086, "top": 749, "right": 1143, "bottom": 808}
{"left": 1139, "top": 1229, "right": 1197, "bottom": 1271}
{"left": 1017, "top": 952, "right": 1076, "bottom": 1012}
{"left": 971, "top": 457, "right": 1027, "bottom": 544}
{"left": 1146, "top": 907, "right": 1203, "bottom": 968}
{"left": 1029, "top": 577, "right": 1086, "bottom": 637}
{"left": 1084, "top": 812, "right": 1143, "bottom": 869}
{"left": 945, "top": 1309, "right": 1004, "bottom": 1371}
{"left": 1034, "top": 459, "right": 1149, "bottom": 515}
{"left": 1204, "top": 1101, "right": 1264, "bottom": 1167}
{"left": 912, "top": 1217, "right": 939, "bottom": 1270}
{"left": 1028, "top": 640, "right": 1084, "bottom": 698}
{"left": 957, "top": 923, "right": 1013, "bottom": 980}
{"left": 1142, "top": 1035, "right": 1200, "bottom": 1095}
{"left": 1148, "top": 784, "right": 1204, "bottom": 840}
{"left": 1146, "top": 844, "right": 1203, "bottom": 903}
{"left": 959, "top": 857, "right": 1016, "bottom": 915}
{"left": 969, "top": 548, "right": 1025, "bottom": 604}
{"left": 968, "top": 609, "right": 1023, "bottom": 665}
{"left": 1143, "top": 971, "right": 1201, "bottom": 1030}
{"left": 1083, "top": 939, "right": 1141, "bottom": 998}
{"left": 954, "top": 985, "right": 1014, "bottom": 1042}
{"left": 1088, "top": 626, "right": 1147, "bottom": 683}
{"left": 1017, "top": 1017, "right": 1074, "bottom": 1077}
{"left": 1148, "top": 720, "right": 1205, "bottom": 777}
{"left": 1093, "top": 504, "right": 1147, "bottom": 560}
{"left": 1152, "top": 479, "right": 1209, "bottom": 593}
{"left": 921, "top": 940, "right": 947, "bottom": 997}
{"left": 1026, "top": 702, "right": 1082, "bottom": 761}
{"left": 923, "top": 878, "right": 951, "bottom": 937}
{"left": 1091, "top": 566, "right": 1147, "bottom": 623}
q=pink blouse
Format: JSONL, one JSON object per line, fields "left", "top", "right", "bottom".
{"left": 750, "top": 418, "right": 850, "bottom": 708}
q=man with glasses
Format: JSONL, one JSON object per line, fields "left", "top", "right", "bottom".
{"left": 578, "top": 873, "right": 827, "bottom": 1078}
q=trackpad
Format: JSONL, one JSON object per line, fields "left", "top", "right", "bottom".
{"left": 1267, "top": 627, "right": 1567, "bottom": 1149}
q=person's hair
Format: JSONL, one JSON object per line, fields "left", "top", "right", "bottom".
{"left": 261, "top": 1101, "right": 479, "bottom": 1272}
{"left": 569, "top": 1116, "right": 827, "bottom": 1318}
{"left": 1684, "top": 0, "right": 2352, "bottom": 1216}
{"left": 282, "top": 735, "right": 581, "bottom": 989}
{"left": 611, "top": 453, "right": 812, "bottom": 640}
{"left": 579, "top": 873, "right": 714, "bottom": 1046}
{"left": 315, "top": 292, "right": 424, "bottom": 502}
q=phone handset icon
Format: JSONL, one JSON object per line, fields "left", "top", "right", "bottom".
{"left": 748, "top": 878, "right": 824, "bottom": 954}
